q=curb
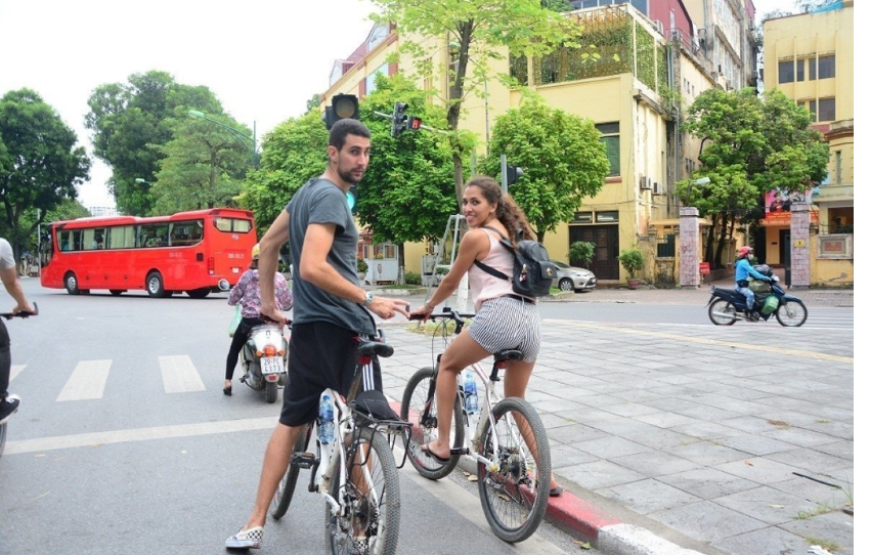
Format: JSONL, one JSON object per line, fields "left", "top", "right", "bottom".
{"left": 388, "top": 399, "right": 705, "bottom": 555}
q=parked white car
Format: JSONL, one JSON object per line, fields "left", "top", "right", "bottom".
{"left": 552, "top": 261, "right": 597, "bottom": 292}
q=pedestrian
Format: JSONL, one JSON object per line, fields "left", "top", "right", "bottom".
{"left": 0, "top": 238, "right": 37, "bottom": 425}
{"left": 225, "top": 119, "right": 410, "bottom": 550}
{"left": 408, "top": 175, "right": 562, "bottom": 496}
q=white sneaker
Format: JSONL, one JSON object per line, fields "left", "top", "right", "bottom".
{"left": 0, "top": 394, "right": 21, "bottom": 425}
{"left": 225, "top": 526, "right": 263, "bottom": 549}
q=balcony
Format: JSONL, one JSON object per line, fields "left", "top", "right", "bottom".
{"left": 815, "top": 183, "right": 854, "bottom": 203}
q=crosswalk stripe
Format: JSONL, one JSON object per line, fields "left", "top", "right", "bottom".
{"left": 159, "top": 355, "right": 206, "bottom": 393}
{"left": 56, "top": 360, "right": 111, "bottom": 402}
{"left": 10, "top": 364, "right": 25, "bottom": 382}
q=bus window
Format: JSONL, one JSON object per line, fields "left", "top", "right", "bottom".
{"left": 138, "top": 224, "right": 169, "bottom": 248}
{"left": 107, "top": 225, "right": 135, "bottom": 249}
{"left": 214, "top": 218, "right": 252, "bottom": 233}
{"left": 83, "top": 228, "right": 107, "bottom": 250}
{"left": 170, "top": 220, "right": 204, "bottom": 246}
{"left": 60, "top": 229, "right": 83, "bottom": 251}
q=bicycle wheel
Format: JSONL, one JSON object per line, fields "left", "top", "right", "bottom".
{"left": 271, "top": 425, "right": 308, "bottom": 519}
{"left": 325, "top": 427, "right": 400, "bottom": 555}
{"left": 400, "top": 366, "right": 465, "bottom": 480}
{"left": 477, "top": 397, "right": 551, "bottom": 543}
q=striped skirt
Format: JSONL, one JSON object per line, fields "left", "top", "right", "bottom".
{"left": 468, "top": 295, "right": 541, "bottom": 362}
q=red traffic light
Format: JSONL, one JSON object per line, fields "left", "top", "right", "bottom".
{"left": 408, "top": 117, "right": 423, "bottom": 130}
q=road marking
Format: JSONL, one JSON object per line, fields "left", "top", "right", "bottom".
{"left": 548, "top": 320, "right": 853, "bottom": 364}
{"left": 10, "top": 364, "right": 25, "bottom": 382}
{"left": 56, "top": 360, "right": 112, "bottom": 401}
{"left": 3, "top": 416, "right": 278, "bottom": 455}
{"left": 159, "top": 355, "right": 206, "bottom": 393}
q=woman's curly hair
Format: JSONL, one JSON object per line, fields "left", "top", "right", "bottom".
{"left": 465, "top": 176, "right": 534, "bottom": 246}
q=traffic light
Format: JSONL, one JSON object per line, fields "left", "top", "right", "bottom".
{"left": 391, "top": 102, "right": 408, "bottom": 137}
{"left": 323, "top": 94, "right": 359, "bottom": 130}
{"left": 407, "top": 116, "right": 423, "bottom": 131}
{"left": 506, "top": 165, "right": 524, "bottom": 186}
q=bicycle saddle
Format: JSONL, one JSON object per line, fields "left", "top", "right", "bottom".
{"left": 494, "top": 349, "right": 523, "bottom": 362}
{"left": 358, "top": 341, "right": 394, "bottom": 358}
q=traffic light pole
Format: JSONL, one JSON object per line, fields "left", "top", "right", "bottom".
{"left": 500, "top": 154, "right": 508, "bottom": 194}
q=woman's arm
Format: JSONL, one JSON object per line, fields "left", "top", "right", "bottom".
{"left": 228, "top": 271, "right": 251, "bottom": 305}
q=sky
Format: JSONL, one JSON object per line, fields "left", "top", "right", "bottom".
{"left": 0, "top": 0, "right": 852, "bottom": 211}
{"left": 0, "top": 0, "right": 379, "bottom": 208}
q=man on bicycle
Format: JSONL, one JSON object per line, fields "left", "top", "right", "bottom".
{"left": 0, "top": 238, "right": 36, "bottom": 424}
{"left": 226, "top": 119, "right": 410, "bottom": 550}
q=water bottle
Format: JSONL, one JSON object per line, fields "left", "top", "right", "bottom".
{"left": 463, "top": 370, "right": 478, "bottom": 415}
{"left": 318, "top": 392, "right": 335, "bottom": 445}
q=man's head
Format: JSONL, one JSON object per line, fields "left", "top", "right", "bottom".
{"left": 328, "top": 119, "right": 371, "bottom": 186}
{"left": 738, "top": 246, "right": 753, "bottom": 259}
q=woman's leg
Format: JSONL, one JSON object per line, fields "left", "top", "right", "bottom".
{"left": 504, "top": 360, "right": 560, "bottom": 492}
{"left": 226, "top": 324, "right": 249, "bottom": 386}
{"left": 427, "top": 329, "right": 489, "bottom": 459}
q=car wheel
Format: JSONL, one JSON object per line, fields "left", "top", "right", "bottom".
{"left": 558, "top": 278, "right": 575, "bottom": 292}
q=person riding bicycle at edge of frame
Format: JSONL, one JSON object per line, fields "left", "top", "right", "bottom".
{"left": 408, "top": 175, "right": 562, "bottom": 497}
{"left": 0, "top": 237, "right": 37, "bottom": 425}
{"left": 225, "top": 119, "right": 411, "bottom": 550}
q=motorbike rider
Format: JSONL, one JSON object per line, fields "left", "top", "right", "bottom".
{"left": 224, "top": 243, "right": 293, "bottom": 396}
{"left": 0, "top": 238, "right": 37, "bottom": 425}
{"left": 735, "top": 246, "right": 772, "bottom": 321}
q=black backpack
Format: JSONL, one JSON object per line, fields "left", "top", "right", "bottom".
{"left": 473, "top": 226, "right": 558, "bottom": 298}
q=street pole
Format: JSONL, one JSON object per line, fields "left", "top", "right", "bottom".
{"left": 500, "top": 154, "right": 508, "bottom": 194}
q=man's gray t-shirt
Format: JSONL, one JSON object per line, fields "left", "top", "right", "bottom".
{"left": 286, "top": 178, "right": 375, "bottom": 336}
{"left": 0, "top": 239, "right": 16, "bottom": 271}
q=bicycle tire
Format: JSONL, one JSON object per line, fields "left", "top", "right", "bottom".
{"left": 477, "top": 397, "right": 551, "bottom": 543}
{"left": 400, "top": 366, "right": 465, "bottom": 480}
{"left": 325, "top": 427, "right": 400, "bottom": 555}
{"left": 0, "top": 422, "right": 7, "bottom": 458}
{"left": 271, "top": 425, "right": 308, "bottom": 519}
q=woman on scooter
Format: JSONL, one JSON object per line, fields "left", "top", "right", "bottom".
{"left": 225, "top": 244, "right": 293, "bottom": 395}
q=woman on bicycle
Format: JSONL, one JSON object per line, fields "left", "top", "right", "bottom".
{"left": 409, "top": 176, "right": 562, "bottom": 496}
{"left": 224, "top": 243, "right": 293, "bottom": 395}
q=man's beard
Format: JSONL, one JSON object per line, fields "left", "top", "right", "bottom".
{"left": 338, "top": 165, "right": 364, "bottom": 185}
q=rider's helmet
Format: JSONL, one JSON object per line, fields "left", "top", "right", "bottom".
{"left": 738, "top": 246, "right": 753, "bottom": 259}
{"left": 251, "top": 243, "right": 260, "bottom": 261}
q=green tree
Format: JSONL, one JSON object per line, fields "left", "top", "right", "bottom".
{"left": 84, "top": 70, "right": 225, "bottom": 215}
{"left": 150, "top": 115, "right": 252, "bottom": 214}
{"left": 371, "top": 0, "right": 580, "bottom": 209}
{"left": 20, "top": 199, "right": 90, "bottom": 253}
{"left": 240, "top": 110, "right": 329, "bottom": 234}
{"left": 306, "top": 94, "right": 322, "bottom": 113}
{"left": 677, "top": 88, "right": 828, "bottom": 267}
{"left": 481, "top": 97, "right": 609, "bottom": 243}
{"left": 0, "top": 89, "right": 91, "bottom": 258}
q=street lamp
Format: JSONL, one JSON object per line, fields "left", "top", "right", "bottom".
{"left": 187, "top": 110, "right": 258, "bottom": 168}
{"left": 686, "top": 176, "right": 711, "bottom": 205}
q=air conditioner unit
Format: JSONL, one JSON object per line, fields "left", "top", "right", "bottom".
{"left": 639, "top": 176, "right": 652, "bottom": 190}
{"left": 653, "top": 182, "right": 664, "bottom": 195}
{"left": 655, "top": 21, "right": 664, "bottom": 35}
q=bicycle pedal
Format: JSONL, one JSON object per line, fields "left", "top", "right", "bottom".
{"left": 449, "top": 447, "right": 468, "bottom": 456}
{"left": 292, "top": 452, "right": 317, "bottom": 469}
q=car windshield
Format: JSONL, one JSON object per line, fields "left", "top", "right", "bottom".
{"left": 553, "top": 261, "right": 570, "bottom": 269}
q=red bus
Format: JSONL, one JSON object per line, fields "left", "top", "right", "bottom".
{"left": 39, "top": 208, "right": 257, "bottom": 298}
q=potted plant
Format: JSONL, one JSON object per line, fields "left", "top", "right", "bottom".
{"left": 357, "top": 258, "right": 369, "bottom": 281}
{"left": 568, "top": 241, "right": 595, "bottom": 269}
{"left": 618, "top": 248, "right": 644, "bottom": 289}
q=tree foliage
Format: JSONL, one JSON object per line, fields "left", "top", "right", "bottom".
{"left": 84, "top": 70, "right": 227, "bottom": 215}
{"left": 370, "top": 0, "right": 581, "bottom": 208}
{"left": 480, "top": 97, "right": 609, "bottom": 243}
{"left": 0, "top": 89, "right": 91, "bottom": 258}
{"left": 677, "top": 88, "right": 828, "bottom": 267}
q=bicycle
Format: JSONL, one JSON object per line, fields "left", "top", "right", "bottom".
{"left": 0, "top": 303, "right": 38, "bottom": 459}
{"left": 401, "top": 307, "right": 552, "bottom": 543}
{"left": 269, "top": 329, "right": 411, "bottom": 555}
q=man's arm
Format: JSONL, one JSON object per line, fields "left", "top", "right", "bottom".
{"left": 0, "top": 266, "right": 34, "bottom": 314}
{"left": 258, "top": 211, "right": 290, "bottom": 323}
{"left": 300, "top": 223, "right": 409, "bottom": 320}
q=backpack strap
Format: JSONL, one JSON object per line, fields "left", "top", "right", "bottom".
{"left": 473, "top": 225, "right": 513, "bottom": 281}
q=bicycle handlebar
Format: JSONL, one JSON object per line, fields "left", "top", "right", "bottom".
{"left": 0, "top": 302, "right": 39, "bottom": 320}
{"left": 414, "top": 306, "right": 475, "bottom": 334}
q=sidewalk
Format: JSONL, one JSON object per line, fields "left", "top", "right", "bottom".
{"left": 377, "top": 306, "right": 854, "bottom": 555}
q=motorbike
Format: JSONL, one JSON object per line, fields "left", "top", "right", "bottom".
{"left": 238, "top": 322, "right": 290, "bottom": 404}
{"left": 0, "top": 303, "right": 39, "bottom": 459}
{"left": 707, "top": 271, "right": 808, "bottom": 327}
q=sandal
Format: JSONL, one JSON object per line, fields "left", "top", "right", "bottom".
{"left": 421, "top": 443, "right": 451, "bottom": 464}
{"left": 549, "top": 485, "right": 563, "bottom": 497}
{"left": 223, "top": 381, "right": 233, "bottom": 396}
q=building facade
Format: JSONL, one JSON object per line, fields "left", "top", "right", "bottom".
{"left": 763, "top": 1, "right": 853, "bottom": 286}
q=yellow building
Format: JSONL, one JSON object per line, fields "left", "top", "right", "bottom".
{"left": 322, "top": 3, "right": 757, "bottom": 285}
{"left": 763, "top": 1, "right": 853, "bottom": 286}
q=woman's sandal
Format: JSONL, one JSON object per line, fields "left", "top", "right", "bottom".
{"left": 223, "top": 382, "right": 233, "bottom": 396}
{"left": 421, "top": 444, "right": 451, "bottom": 464}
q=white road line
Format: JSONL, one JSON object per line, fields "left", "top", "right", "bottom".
{"left": 3, "top": 416, "right": 278, "bottom": 455}
{"left": 56, "top": 360, "right": 111, "bottom": 401}
{"left": 10, "top": 364, "right": 25, "bottom": 382}
{"left": 159, "top": 355, "right": 206, "bottom": 393}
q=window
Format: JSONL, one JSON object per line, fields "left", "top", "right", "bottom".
{"left": 59, "top": 229, "right": 83, "bottom": 251}
{"left": 365, "top": 63, "right": 388, "bottom": 94}
{"left": 657, "top": 233, "right": 675, "bottom": 258}
{"left": 796, "top": 59, "right": 805, "bottom": 82}
{"left": 818, "top": 55, "right": 835, "bottom": 79}
{"left": 596, "top": 122, "right": 620, "bottom": 177}
{"left": 107, "top": 226, "right": 135, "bottom": 249}
{"left": 818, "top": 97, "right": 835, "bottom": 122}
{"left": 366, "top": 24, "right": 388, "bottom": 52}
{"left": 807, "top": 57, "right": 816, "bottom": 80}
{"left": 138, "top": 224, "right": 169, "bottom": 248}
{"left": 573, "top": 212, "right": 593, "bottom": 223}
{"left": 808, "top": 100, "right": 817, "bottom": 121}
{"left": 170, "top": 220, "right": 204, "bottom": 246}
{"left": 214, "top": 218, "right": 252, "bottom": 233}
{"left": 778, "top": 60, "right": 794, "bottom": 83}
{"left": 83, "top": 228, "right": 106, "bottom": 250}
{"left": 596, "top": 211, "right": 619, "bottom": 223}
{"left": 835, "top": 151, "right": 842, "bottom": 184}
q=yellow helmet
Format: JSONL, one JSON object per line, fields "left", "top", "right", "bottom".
{"left": 251, "top": 243, "right": 260, "bottom": 260}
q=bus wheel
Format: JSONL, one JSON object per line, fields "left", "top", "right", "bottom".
{"left": 64, "top": 273, "right": 80, "bottom": 295}
{"left": 109, "top": 290, "right": 125, "bottom": 296}
{"left": 146, "top": 272, "right": 167, "bottom": 298}
{"left": 187, "top": 288, "right": 210, "bottom": 299}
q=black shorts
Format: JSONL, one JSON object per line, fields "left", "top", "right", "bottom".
{"left": 279, "top": 321, "right": 382, "bottom": 427}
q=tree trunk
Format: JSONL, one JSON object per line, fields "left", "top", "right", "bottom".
{"left": 715, "top": 214, "right": 729, "bottom": 269}
{"left": 446, "top": 20, "right": 474, "bottom": 211}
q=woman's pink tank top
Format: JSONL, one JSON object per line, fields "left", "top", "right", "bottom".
{"left": 469, "top": 229, "right": 522, "bottom": 310}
